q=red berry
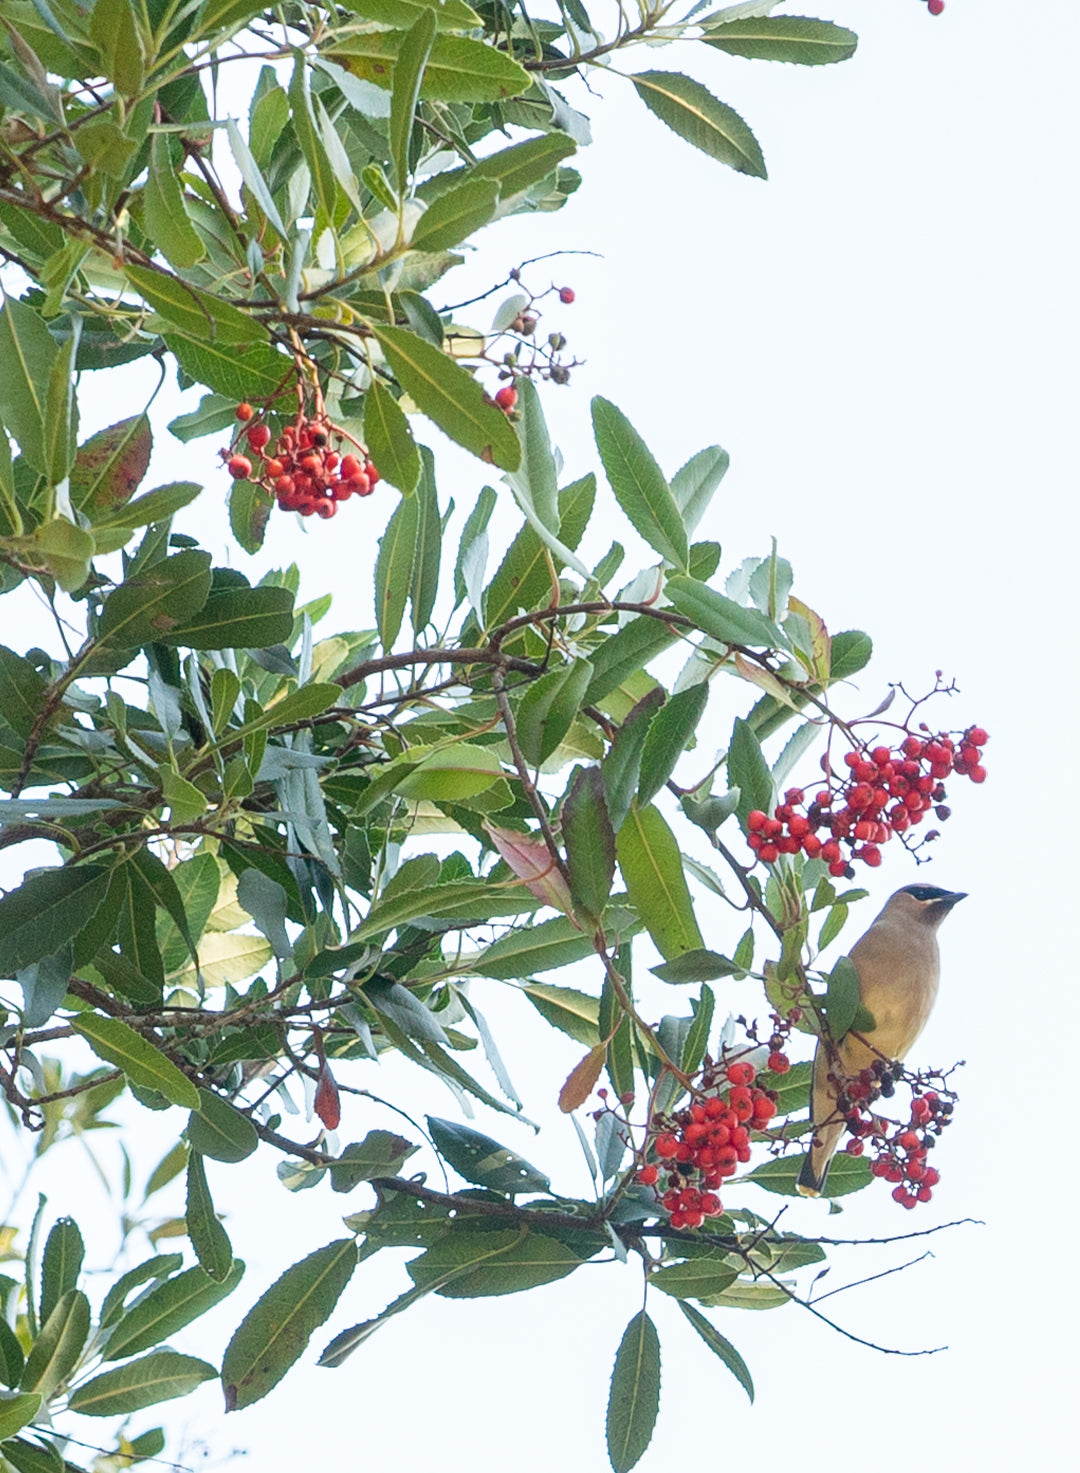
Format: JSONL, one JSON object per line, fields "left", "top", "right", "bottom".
{"left": 726, "top": 1062, "right": 756, "bottom": 1087}
{"left": 558, "top": 286, "right": 575, "bottom": 304}
{"left": 845, "top": 1139, "right": 864, "bottom": 1156}
{"left": 339, "top": 454, "right": 361, "bottom": 480}
{"left": 860, "top": 844, "right": 882, "bottom": 867}
{"left": 968, "top": 727, "right": 988, "bottom": 746}
{"left": 494, "top": 384, "right": 518, "bottom": 411}
{"left": 655, "top": 1134, "right": 678, "bottom": 1158}
{"left": 365, "top": 460, "right": 380, "bottom": 485}
{"left": 315, "top": 499, "right": 337, "bottom": 518}
{"left": 969, "top": 765, "right": 987, "bottom": 783}
{"left": 928, "top": 0, "right": 944, "bottom": 13}
{"left": 227, "top": 454, "right": 252, "bottom": 480}
{"left": 758, "top": 843, "right": 779, "bottom": 864}
{"left": 235, "top": 402, "right": 254, "bottom": 421}
{"left": 637, "top": 1164, "right": 659, "bottom": 1186}
{"left": 767, "top": 1052, "right": 790, "bottom": 1074}
{"left": 747, "top": 809, "right": 768, "bottom": 832}
{"left": 247, "top": 423, "right": 270, "bottom": 451}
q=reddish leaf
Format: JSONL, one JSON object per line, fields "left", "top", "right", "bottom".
{"left": 70, "top": 415, "right": 153, "bottom": 513}
{"left": 484, "top": 822, "right": 576, "bottom": 922}
{"left": 314, "top": 1063, "right": 341, "bottom": 1131}
{"left": 558, "top": 1043, "right": 607, "bottom": 1114}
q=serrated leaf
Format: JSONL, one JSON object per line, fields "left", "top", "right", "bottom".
{"left": 20, "top": 1289, "right": 89, "bottom": 1402}
{"left": 186, "top": 1152, "right": 233, "bottom": 1282}
{"left": 823, "top": 954, "right": 861, "bottom": 1040}
{"left": 126, "top": 267, "right": 266, "bottom": 348}
{"left": 427, "top": 1117, "right": 549, "bottom": 1193}
{"left": 632, "top": 71, "right": 766, "bottom": 178}
{"left": 102, "top": 1260, "right": 244, "bottom": 1362}
{"left": 728, "top": 716, "right": 774, "bottom": 823}
{"left": 371, "top": 325, "right": 520, "bottom": 471}
{"left": 616, "top": 805, "right": 702, "bottom": 960}
{"left": 637, "top": 682, "right": 709, "bottom": 807}
{"left": 558, "top": 1042, "right": 607, "bottom": 1114}
{"left": 186, "top": 1090, "right": 259, "bottom": 1164}
{"left": 515, "top": 657, "right": 593, "bottom": 768}
{"left": 650, "top": 948, "right": 739, "bottom": 984}
{"left": 364, "top": 377, "right": 420, "bottom": 494}
{"left": 0, "top": 1393, "right": 41, "bottom": 1440}
{"left": 677, "top": 1301, "right": 754, "bottom": 1401}
{"left": 221, "top": 1239, "right": 357, "bottom": 1411}
{"left": 71, "top": 1015, "right": 199, "bottom": 1109}
{"left": 591, "top": 397, "right": 687, "bottom": 569}
{"left": 703, "top": 16, "right": 857, "bottom": 65}
{"left": 144, "top": 135, "right": 204, "bottom": 269}
{"left": 666, "top": 573, "right": 786, "bottom": 649}
{"left": 651, "top": 1257, "right": 738, "bottom": 1299}
{"left": 157, "top": 584, "right": 294, "bottom": 650}
{"left": 412, "top": 176, "right": 499, "bottom": 252}
{"left": 562, "top": 766, "right": 615, "bottom": 922}
{"left": 331, "top": 33, "right": 530, "bottom": 104}
{"left": 606, "top": 1310, "right": 660, "bottom": 1473}
{"left": 408, "top": 1228, "right": 580, "bottom": 1297}
{"left": 670, "top": 445, "right": 729, "bottom": 537}
{"left": 0, "top": 865, "right": 109, "bottom": 978}
{"left": 67, "top": 1351, "right": 215, "bottom": 1416}
{"left": 38, "top": 1218, "right": 83, "bottom": 1327}
{"left": 69, "top": 414, "right": 152, "bottom": 514}
{"left": 747, "top": 1151, "right": 872, "bottom": 1198}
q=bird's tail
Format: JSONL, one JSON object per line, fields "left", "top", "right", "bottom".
{"left": 796, "top": 1122, "right": 844, "bottom": 1198}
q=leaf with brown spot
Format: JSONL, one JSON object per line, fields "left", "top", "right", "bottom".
{"left": 558, "top": 1043, "right": 607, "bottom": 1113}
{"left": 70, "top": 415, "right": 152, "bottom": 513}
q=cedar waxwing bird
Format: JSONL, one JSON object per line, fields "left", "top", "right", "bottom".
{"left": 796, "top": 884, "right": 966, "bottom": 1198}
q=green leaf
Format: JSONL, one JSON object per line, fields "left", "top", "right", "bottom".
{"left": 666, "top": 573, "right": 786, "bottom": 649}
{"left": 96, "top": 549, "right": 213, "bottom": 652}
{"left": 99, "top": 1255, "right": 183, "bottom": 1332}
{"left": 409, "top": 446, "right": 441, "bottom": 632}
{"left": 338, "top": 0, "right": 481, "bottom": 29}
{"left": 88, "top": 0, "right": 144, "bottom": 93}
{"left": 329, "top": 1131, "right": 419, "bottom": 1193}
{"left": 165, "top": 334, "right": 291, "bottom": 404}
{"left": 520, "top": 979, "right": 600, "bottom": 1045}
{"left": 103, "top": 1261, "right": 244, "bottom": 1362}
{"left": 591, "top": 398, "right": 687, "bottom": 569}
{"left": 0, "top": 866, "right": 109, "bottom": 978}
{"left": 186, "top": 1152, "right": 233, "bottom": 1282}
{"left": 829, "top": 629, "right": 872, "bottom": 681}
{"left": 562, "top": 766, "right": 615, "bottom": 922}
{"left": 426, "top": 1117, "right": 549, "bottom": 1193}
{"left": 682, "top": 985, "right": 715, "bottom": 1074}
{"left": 225, "top": 116, "right": 287, "bottom": 236}
{"left": 144, "top": 135, "right": 204, "bottom": 269}
{"left": 601, "top": 690, "right": 664, "bottom": 833}
{"left": 38, "top": 1218, "right": 83, "bottom": 1327}
{"left": 186, "top": 1090, "right": 259, "bottom": 1164}
{"left": 651, "top": 1256, "right": 738, "bottom": 1300}
{"left": 287, "top": 56, "right": 340, "bottom": 226}
{"left": 671, "top": 445, "right": 729, "bottom": 537}
{"left": 747, "top": 1151, "right": 873, "bottom": 1198}
{"left": 515, "top": 657, "right": 594, "bottom": 767}
{"left": 125, "top": 266, "right": 266, "bottom": 348}
{"left": 637, "top": 682, "right": 709, "bottom": 807}
{"left": 438, "top": 132, "right": 577, "bottom": 204}
{"left": 581, "top": 616, "right": 678, "bottom": 708}
{"left": 677, "top": 1301, "right": 754, "bottom": 1402}
{"left": 703, "top": 16, "right": 858, "bottom": 65}
{"left": 475, "top": 915, "right": 606, "bottom": 981}
{"left": 606, "top": 1310, "right": 660, "bottom": 1473}
{"left": 71, "top": 1016, "right": 199, "bottom": 1109}
{"left": 371, "top": 325, "right": 520, "bottom": 471}
{"left": 0, "top": 294, "right": 56, "bottom": 476}
{"left": 823, "top": 954, "right": 861, "bottom": 1040}
{"left": 650, "top": 948, "right": 739, "bottom": 984}
{"left": 364, "top": 377, "right": 420, "bottom": 494}
{"left": 221, "top": 1239, "right": 358, "bottom": 1411}
{"left": 20, "top": 1289, "right": 89, "bottom": 1402}
{"left": 395, "top": 742, "right": 503, "bottom": 802}
{"left": 90, "top": 480, "right": 201, "bottom": 534}
{"left": 632, "top": 71, "right": 766, "bottom": 178}
{"left": 482, "top": 473, "right": 594, "bottom": 631}
{"left": 0, "top": 645, "right": 46, "bottom": 741}
{"left": 616, "top": 805, "right": 703, "bottom": 960}
{"left": 374, "top": 488, "right": 419, "bottom": 650}
{"left": 390, "top": 9, "right": 437, "bottom": 190}
{"left": 331, "top": 32, "right": 530, "bottom": 104}
{"left": 728, "top": 716, "right": 774, "bottom": 824}
{"left": 412, "top": 176, "right": 501, "bottom": 255}
{"left": 407, "top": 1228, "right": 580, "bottom": 1297}
{"left": 0, "top": 1432, "right": 62, "bottom": 1473}
{"left": 67, "top": 1351, "right": 215, "bottom": 1416}
{"left": 0, "top": 1316, "right": 26, "bottom": 1388}
{"left": 0, "top": 1393, "right": 41, "bottom": 1440}
{"left": 157, "top": 584, "right": 295, "bottom": 650}
{"left": 506, "top": 374, "right": 558, "bottom": 536}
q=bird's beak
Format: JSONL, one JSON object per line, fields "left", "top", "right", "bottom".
{"left": 940, "top": 891, "right": 967, "bottom": 909}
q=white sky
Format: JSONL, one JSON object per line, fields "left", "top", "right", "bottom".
{"left": 3, "top": 2, "right": 1078, "bottom": 1469}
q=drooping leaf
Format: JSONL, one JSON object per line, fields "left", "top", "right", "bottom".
{"left": 0, "top": 865, "right": 109, "bottom": 978}
{"left": 562, "top": 766, "right": 616, "bottom": 922}
{"left": 637, "top": 681, "right": 709, "bottom": 807}
{"left": 364, "top": 377, "right": 421, "bottom": 494}
{"left": 616, "top": 805, "right": 703, "bottom": 960}
{"left": 330, "top": 32, "right": 531, "bottom": 104}
{"left": 632, "top": 71, "right": 766, "bottom": 178}
{"left": 676, "top": 1301, "right": 754, "bottom": 1402}
{"left": 221, "top": 1239, "right": 358, "bottom": 1411}
{"left": 186, "top": 1152, "right": 233, "bottom": 1282}
{"left": 747, "top": 1151, "right": 872, "bottom": 1198}
{"left": 186, "top": 1090, "right": 259, "bottom": 1164}
{"left": 606, "top": 1310, "right": 661, "bottom": 1473}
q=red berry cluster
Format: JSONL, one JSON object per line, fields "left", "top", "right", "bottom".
{"left": 746, "top": 724, "right": 988, "bottom": 874}
{"left": 637, "top": 1061, "right": 778, "bottom": 1228}
{"left": 830, "top": 1059, "right": 953, "bottom": 1208}
{"left": 224, "top": 403, "right": 380, "bottom": 520}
